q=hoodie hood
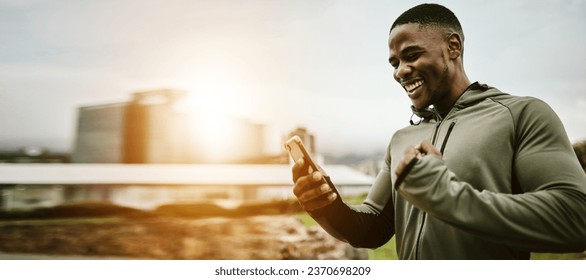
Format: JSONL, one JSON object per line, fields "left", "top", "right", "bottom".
{"left": 410, "top": 82, "right": 508, "bottom": 124}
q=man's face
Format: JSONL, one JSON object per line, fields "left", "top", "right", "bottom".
{"left": 388, "top": 23, "right": 452, "bottom": 110}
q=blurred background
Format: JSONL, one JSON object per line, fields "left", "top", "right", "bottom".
{"left": 0, "top": 0, "right": 585, "bottom": 260}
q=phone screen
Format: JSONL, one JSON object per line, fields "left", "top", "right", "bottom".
{"left": 284, "top": 136, "right": 320, "bottom": 174}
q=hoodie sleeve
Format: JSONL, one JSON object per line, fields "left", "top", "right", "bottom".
{"left": 396, "top": 98, "right": 586, "bottom": 253}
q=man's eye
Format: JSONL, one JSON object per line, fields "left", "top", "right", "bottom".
{"left": 405, "top": 52, "right": 420, "bottom": 61}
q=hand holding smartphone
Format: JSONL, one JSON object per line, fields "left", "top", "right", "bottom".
{"left": 285, "top": 136, "right": 336, "bottom": 210}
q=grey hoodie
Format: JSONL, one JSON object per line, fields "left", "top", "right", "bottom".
{"left": 310, "top": 82, "right": 586, "bottom": 259}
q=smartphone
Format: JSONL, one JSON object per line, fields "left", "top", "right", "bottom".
{"left": 285, "top": 136, "right": 336, "bottom": 203}
{"left": 284, "top": 135, "right": 328, "bottom": 177}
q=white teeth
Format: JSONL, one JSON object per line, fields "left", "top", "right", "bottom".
{"left": 405, "top": 80, "right": 423, "bottom": 92}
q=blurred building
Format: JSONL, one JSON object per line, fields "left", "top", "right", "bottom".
{"left": 123, "top": 89, "right": 193, "bottom": 163}
{"left": 72, "top": 103, "right": 126, "bottom": 163}
{"left": 72, "top": 89, "right": 267, "bottom": 164}
{"left": 3, "top": 91, "right": 355, "bottom": 211}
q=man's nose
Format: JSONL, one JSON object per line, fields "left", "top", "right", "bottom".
{"left": 394, "top": 63, "right": 412, "bottom": 81}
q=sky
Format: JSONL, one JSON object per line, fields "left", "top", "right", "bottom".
{"left": 1, "top": 0, "right": 585, "bottom": 157}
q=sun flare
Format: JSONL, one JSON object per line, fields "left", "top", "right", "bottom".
{"left": 183, "top": 71, "right": 256, "bottom": 162}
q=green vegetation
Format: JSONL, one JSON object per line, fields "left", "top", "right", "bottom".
{"left": 530, "top": 253, "right": 583, "bottom": 260}
{"left": 296, "top": 212, "right": 317, "bottom": 227}
{"left": 368, "top": 236, "right": 398, "bottom": 260}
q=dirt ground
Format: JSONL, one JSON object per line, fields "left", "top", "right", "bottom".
{"left": 0, "top": 202, "right": 368, "bottom": 260}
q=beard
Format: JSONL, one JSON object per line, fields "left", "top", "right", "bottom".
{"left": 426, "top": 53, "right": 451, "bottom": 112}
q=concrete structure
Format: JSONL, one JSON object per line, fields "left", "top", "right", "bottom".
{"left": 123, "top": 89, "right": 192, "bottom": 163}
{"left": 0, "top": 163, "right": 374, "bottom": 210}
{"left": 72, "top": 103, "right": 126, "bottom": 163}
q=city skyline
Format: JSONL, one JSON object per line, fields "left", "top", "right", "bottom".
{"left": 2, "top": 0, "right": 585, "bottom": 157}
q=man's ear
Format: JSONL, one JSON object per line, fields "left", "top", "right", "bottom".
{"left": 447, "top": 33, "right": 463, "bottom": 60}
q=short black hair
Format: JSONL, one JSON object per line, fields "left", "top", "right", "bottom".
{"left": 390, "top": 3, "right": 464, "bottom": 40}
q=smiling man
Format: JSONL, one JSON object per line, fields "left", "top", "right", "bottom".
{"left": 388, "top": 14, "right": 468, "bottom": 113}
{"left": 290, "top": 3, "right": 586, "bottom": 259}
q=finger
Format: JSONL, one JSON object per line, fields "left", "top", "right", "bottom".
{"left": 403, "top": 145, "right": 418, "bottom": 157}
{"left": 418, "top": 140, "right": 441, "bottom": 156}
{"left": 293, "top": 171, "right": 323, "bottom": 197}
{"left": 301, "top": 192, "right": 337, "bottom": 212}
{"left": 292, "top": 158, "right": 308, "bottom": 182}
{"left": 297, "top": 181, "right": 332, "bottom": 203}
